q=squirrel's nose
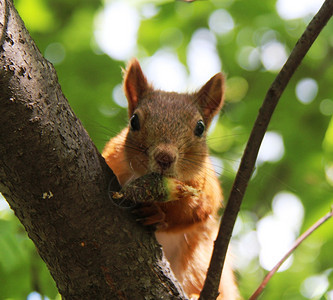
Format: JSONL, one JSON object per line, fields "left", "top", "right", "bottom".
{"left": 154, "top": 151, "right": 176, "bottom": 171}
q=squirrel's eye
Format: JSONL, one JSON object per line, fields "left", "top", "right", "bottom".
{"left": 194, "top": 120, "right": 205, "bottom": 137}
{"left": 130, "top": 114, "right": 140, "bottom": 131}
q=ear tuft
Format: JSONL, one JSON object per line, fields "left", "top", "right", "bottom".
{"left": 196, "top": 73, "right": 225, "bottom": 126}
{"left": 123, "top": 58, "right": 150, "bottom": 117}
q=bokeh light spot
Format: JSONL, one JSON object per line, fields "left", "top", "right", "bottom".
{"left": 44, "top": 43, "right": 66, "bottom": 65}
{"left": 296, "top": 78, "right": 318, "bottom": 104}
{"left": 143, "top": 51, "right": 188, "bottom": 92}
{"left": 258, "top": 131, "right": 285, "bottom": 163}
{"left": 187, "top": 28, "right": 221, "bottom": 88}
{"left": 276, "top": 0, "right": 323, "bottom": 20}
{"left": 94, "top": 1, "right": 140, "bottom": 60}
{"left": 261, "top": 41, "right": 288, "bottom": 72}
{"left": 208, "top": 9, "right": 234, "bottom": 35}
{"left": 319, "top": 99, "right": 333, "bottom": 116}
{"left": 226, "top": 77, "right": 249, "bottom": 102}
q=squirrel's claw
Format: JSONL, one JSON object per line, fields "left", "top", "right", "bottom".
{"left": 132, "top": 204, "right": 167, "bottom": 228}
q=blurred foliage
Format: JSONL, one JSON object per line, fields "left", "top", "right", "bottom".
{"left": 1, "top": 0, "right": 332, "bottom": 299}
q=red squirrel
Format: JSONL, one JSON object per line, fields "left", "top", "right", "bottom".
{"left": 102, "top": 58, "right": 238, "bottom": 299}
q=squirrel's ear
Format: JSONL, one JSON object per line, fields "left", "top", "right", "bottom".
{"left": 123, "top": 58, "right": 149, "bottom": 117}
{"left": 196, "top": 73, "right": 225, "bottom": 126}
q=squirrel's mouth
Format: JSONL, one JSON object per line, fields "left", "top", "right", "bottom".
{"left": 161, "top": 172, "right": 176, "bottom": 179}
{"left": 149, "top": 166, "right": 176, "bottom": 179}
{"left": 155, "top": 169, "right": 174, "bottom": 178}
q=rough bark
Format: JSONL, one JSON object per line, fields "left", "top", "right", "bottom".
{"left": 0, "top": 0, "right": 186, "bottom": 299}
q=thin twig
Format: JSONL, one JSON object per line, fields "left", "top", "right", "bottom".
{"left": 199, "top": 1, "right": 333, "bottom": 299}
{"left": 249, "top": 208, "right": 333, "bottom": 300}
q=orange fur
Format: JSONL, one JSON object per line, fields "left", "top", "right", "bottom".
{"left": 102, "top": 58, "right": 239, "bottom": 299}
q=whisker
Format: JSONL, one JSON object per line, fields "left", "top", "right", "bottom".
{"left": 179, "top": 155, "right": 248, "bottom": 183}
{"left": 206, "top": 133, "right": 246, "bottom": 143}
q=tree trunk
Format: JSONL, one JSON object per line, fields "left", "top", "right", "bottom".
{"left": 0, "top": 0, "right": 185, "bottom": 299}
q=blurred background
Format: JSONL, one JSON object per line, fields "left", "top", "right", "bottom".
{"left": 0, "top": 0, "right": 332, "bottom": 299}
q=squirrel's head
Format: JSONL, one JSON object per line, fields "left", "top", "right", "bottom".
{"left": 123, "top": 58, "right": 225, "bottom": 182}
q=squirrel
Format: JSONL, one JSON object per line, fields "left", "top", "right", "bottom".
{"left": 102, "top": 58, "right": 239, "bottom": 299}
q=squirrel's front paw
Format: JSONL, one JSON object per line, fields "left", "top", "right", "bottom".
{"left": 132, "top": 204, "right": 167, "bottom": 229}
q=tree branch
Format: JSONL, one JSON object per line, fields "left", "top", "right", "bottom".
{"left": 199, "top": 1, "right": 333, "bottom": 299}
{"left": 249, "top": 208, "right": 333, "bottom": 300}
{"left": 0, "top": 0, "right": 186, "bottom": 298}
